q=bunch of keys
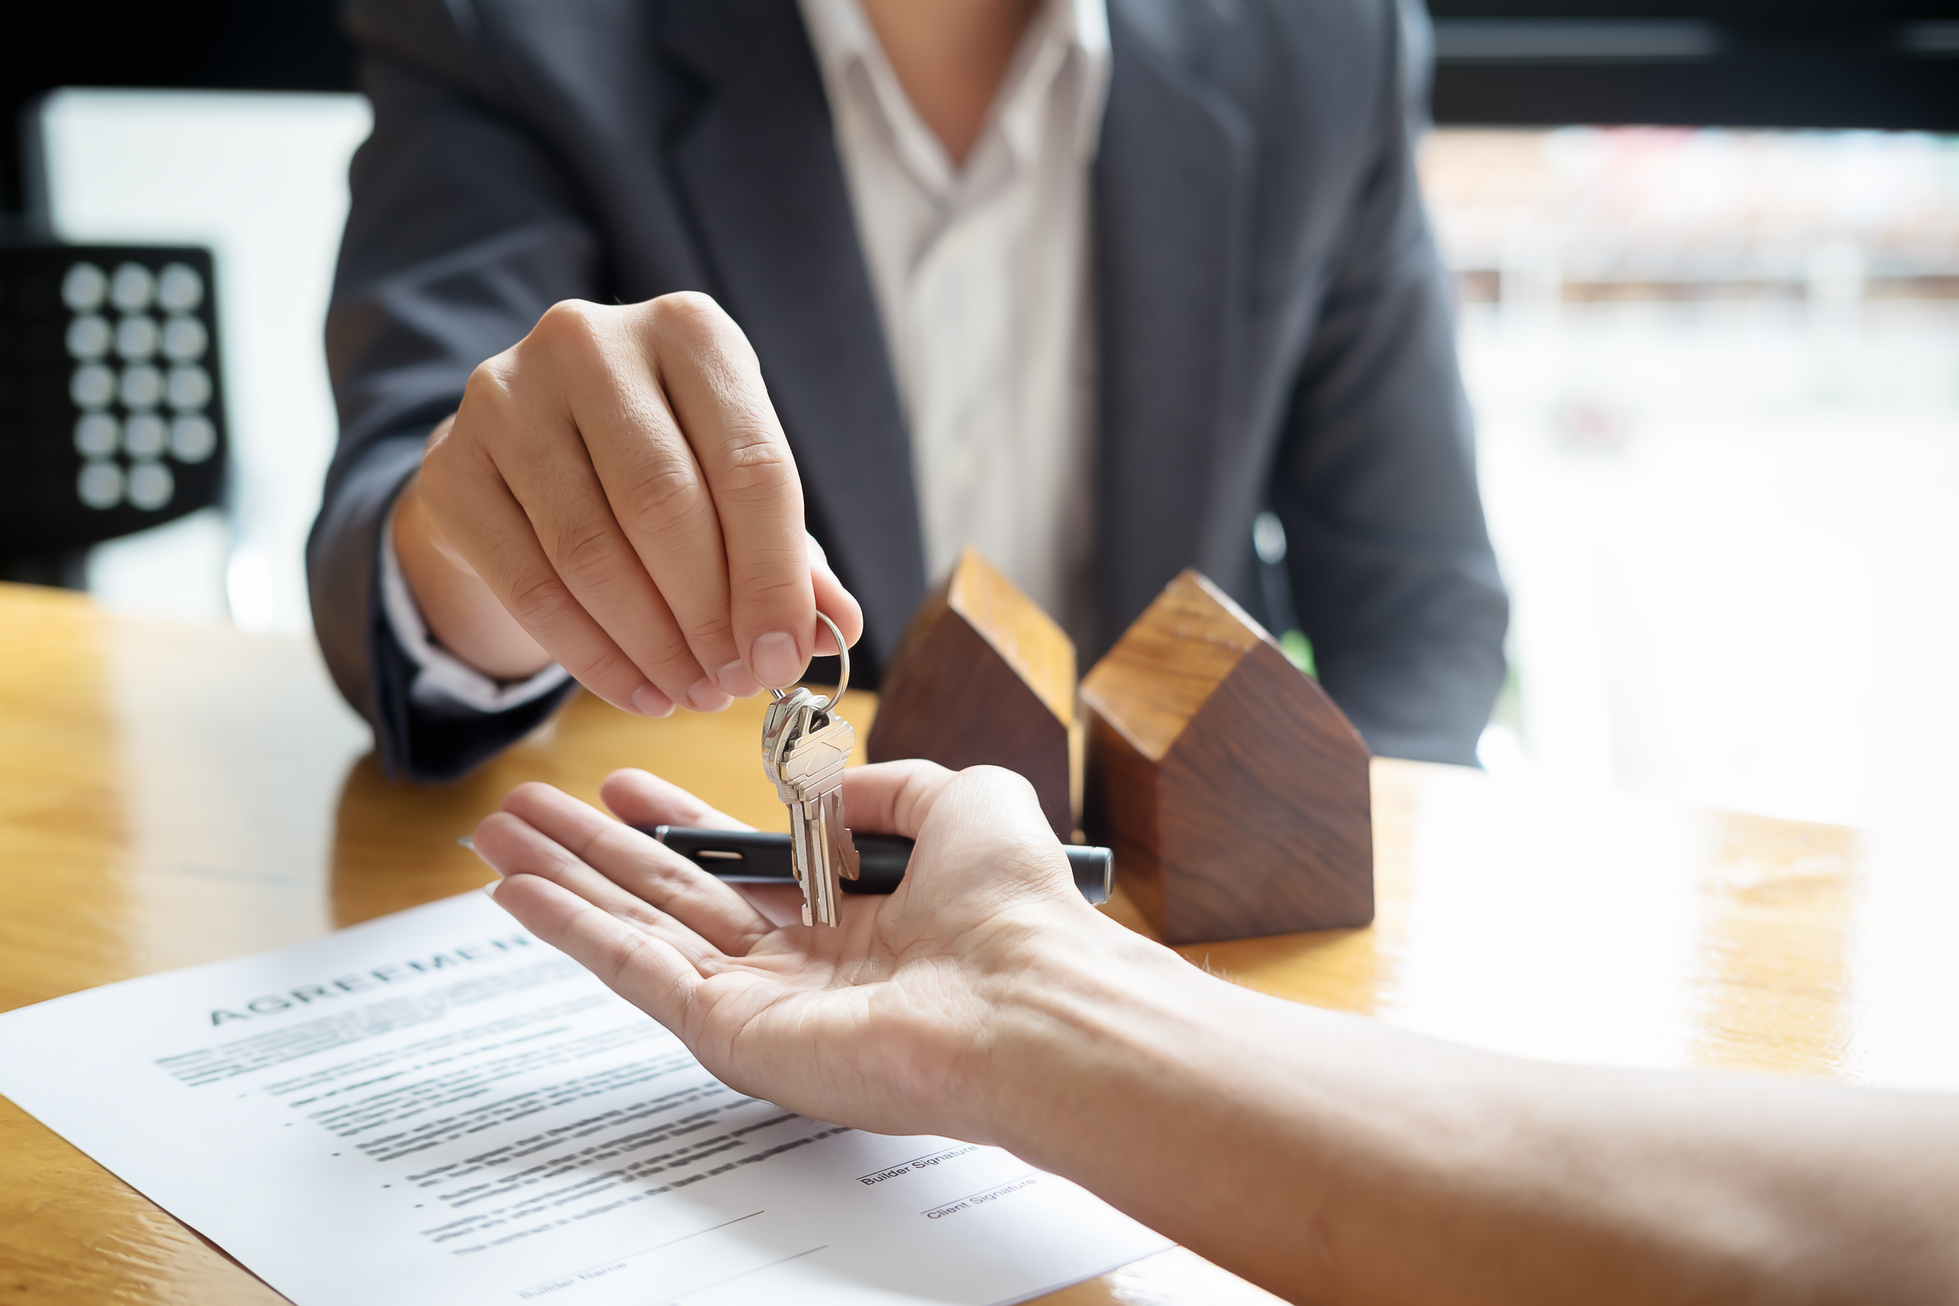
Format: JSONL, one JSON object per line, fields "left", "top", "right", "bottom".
{"left": 761, "top": 611, "right": 860, "bottom": 926}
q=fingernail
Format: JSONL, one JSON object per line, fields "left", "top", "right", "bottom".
{"left": 631, "top": 684, "right": 675, "bottom": 717}
{"left": 750, "top": 631, "right": 802, "bottom": 689}
{"left": 716, "top": 659, "right": 760, "bottom": 698}
{"left": 458, "top": 834, "right": 504, "bottom": 876}
{"left": 682, "top": 677, "right": 733, "bottom": 713}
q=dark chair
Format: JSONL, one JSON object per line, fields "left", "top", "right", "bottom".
{"left": 0, "top": 243, "right": 227, "bottom": 587}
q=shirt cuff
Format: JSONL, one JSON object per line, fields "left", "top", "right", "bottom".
{"left": 379, "top": 515, "right": 573, "bottom": 716}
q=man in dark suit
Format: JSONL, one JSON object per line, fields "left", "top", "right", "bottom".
{"left": 309, "top": 0, "right": 1507, "bottom": 782}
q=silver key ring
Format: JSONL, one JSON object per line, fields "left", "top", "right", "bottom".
{"left": 767, "top": 610, "right": 849, "bottom": 710}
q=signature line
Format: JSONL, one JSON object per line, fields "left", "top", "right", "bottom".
{"left": 518, "top": 1211, "right": 766, "bottom": 1294}
{"left": 667, "top": 1245, "right": 828, "bottom": 1303}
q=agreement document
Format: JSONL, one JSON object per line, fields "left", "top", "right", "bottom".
{"left": 0, "top": 892, "right": 1169, "bottom": 1305}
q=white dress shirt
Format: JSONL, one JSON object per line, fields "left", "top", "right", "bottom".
{"left": 386, "top": 0, "right": 1109, "bottom": 709}
{"left": 799, "top": 0, "right": 1109, "bottom": 639}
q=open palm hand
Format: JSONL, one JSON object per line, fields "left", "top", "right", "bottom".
{"left": 475, "top": 760, "right": 1099, "bottom": 1142}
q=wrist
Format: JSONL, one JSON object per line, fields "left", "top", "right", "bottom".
{"left": 391, "top": 466, "right": 554, "bottom": 681}
{"left": 950, "top": 906, "right": 1209, "bottom": 1153}
{"left": 391, "top": 473, "right": 466, "bottom": 578}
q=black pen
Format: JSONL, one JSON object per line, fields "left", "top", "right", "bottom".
{"left": 641, "top": 826, "right": 1112, "bottom": 906}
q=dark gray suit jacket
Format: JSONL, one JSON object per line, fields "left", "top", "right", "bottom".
{"left": 310, "top": 0, "right": 1507, "bottom": 781}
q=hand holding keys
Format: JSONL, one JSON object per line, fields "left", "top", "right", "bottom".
{"left": 761, "top": 612, "right": 860, "bottom": 926}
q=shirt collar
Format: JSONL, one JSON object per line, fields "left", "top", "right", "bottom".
{"left": 997, "top": 0, "right": 1110, "bottom": 171}
{"left": 798, "top": 0, "right": 1110, "bottom": 196}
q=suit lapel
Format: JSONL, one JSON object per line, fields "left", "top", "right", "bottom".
{"left": 657, "top": 0, "right": 925, "bottom": 671}
{"left": 1091, "top": 0, "right": 1253, "bottom": 656}
{"left": 656, "top": 0, "right": 1253, "bottom": 667}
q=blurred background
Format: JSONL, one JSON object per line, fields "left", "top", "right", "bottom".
{"left": 2, "top": 1, "right": 1955, "bottom": 827}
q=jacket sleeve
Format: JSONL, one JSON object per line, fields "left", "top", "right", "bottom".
{"left": 1264, "top": 0, "right": 1508, "bottom": 767}
{"left": 307, "top": 0, "right": 595, "bottom": 782}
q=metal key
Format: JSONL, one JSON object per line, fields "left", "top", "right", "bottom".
{"left": 760, "top": 613, "right": 860, "bottom": 926}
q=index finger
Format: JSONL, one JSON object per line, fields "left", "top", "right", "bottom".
{"left": 491, "top": 873, "right": 705, "bottom": 1029}
{"left": 649, "top": 295, "right": 814, "bottom": 690}
{"left": 599, "top": 768, "right": 755, "bottom": 832}
{"left": 491, "top": 784, "right": 774, "bottom": 959}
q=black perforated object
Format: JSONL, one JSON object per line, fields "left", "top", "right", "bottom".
{"left": 0, "top": 244, "right": 227, "bottom": 552}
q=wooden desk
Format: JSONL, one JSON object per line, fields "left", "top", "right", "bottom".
{"left": 4, "top": 581, "right": 1958, "bottom": 1305}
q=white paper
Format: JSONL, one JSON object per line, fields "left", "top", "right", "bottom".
{"left": 0, "top": 892, "right": 1168, "bottom": 1305}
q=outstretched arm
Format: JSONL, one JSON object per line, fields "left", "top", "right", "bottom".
{"left": 476, "top": 765, "right": 1959, "bottom": 1306}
